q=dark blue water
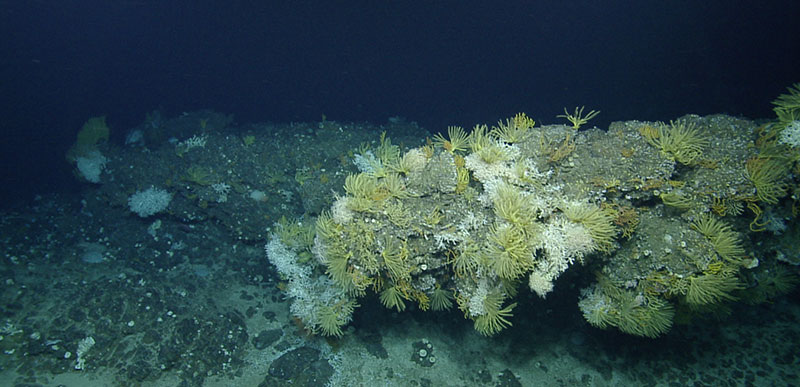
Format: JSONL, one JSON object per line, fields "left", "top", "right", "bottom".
{"left": 2, "top": 1, "right": 799, "bottom": 208}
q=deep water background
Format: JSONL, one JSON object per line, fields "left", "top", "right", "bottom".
{"left": 1, "top": 1, "right": 799, "bottom": 208}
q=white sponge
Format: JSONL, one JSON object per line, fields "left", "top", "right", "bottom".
{"left": 128, "top": 187, "right": 172, "bottom": 217}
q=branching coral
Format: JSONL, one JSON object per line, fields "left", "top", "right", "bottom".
{"left": 711, "top": 197, "right": 745, "bottom": 217}
{"left": 529, "top": 215, "right": 595, "bottom": 298}
{"left": 267, "top": 233, "right": 359, "bottom": 338}
{"left": 528, "top": 270, "right": 555, "bottom": 298}
{"left": 412, "top": 289, "right": 431, "bottom": 311}
{"left": 76, "top": 116, "right": 110, "bottom": 146}
{"left": 642, "top": 270, "right": 689, "bottom": 298}
{"left": 610, "top": 204, "right": 640, "bottom": 238}
{"left": 545, "top": 133, "right": 576, "bottom": 163}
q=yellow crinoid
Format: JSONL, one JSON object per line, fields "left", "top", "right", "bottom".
{"left": 579, "top": 277, "right": 674, "bottom": 338}
{"left": 690, "top": 214, "right": 746, "bottom": 264}
{"left": 430, "top": 284, "right": 455, "bottom": 311}
{"left": 557, "top": 106, "right": 600, "bottom": 130}
{"left": 379, "top": 234, "right": 410, "bottom": 282}
{"left": 379, "top": 284, "right": 407, "bottom": 312}
{"left": 476, "top": 141, "right": 515, "bottom": 164}
{"left": 487, "top": 222, "right": 534, "bottom": 280}
{"left": 744, "top": 156, "right": 789, "bottom": 204}
{"left": 473, "top": 291, "right": 517, "bottom": 336}
{"left": 659, "top": 191, "right": 695, "bottom": 210}
{"left": 492, "top": 182, "right": 534, "bottom": 229}
{"left": 685, "top": 270, "right": 743, "bottom": 306}
{"left": 644, "top": 120, "right": 708, "bottom": 165}
{"left": 772, "top": 82, "right": 800, "bottom": 123}
{"left": 380, "top": 172, "right": 414, "bottom": 199}
{"left": 344, "top": 172, "right": 380, "bottom": 199}
{"left": 450, "top": 241, "right": 480, "bottom": 277}
{"left": 317, "top": 299, "right": 358, "bottom": 337}
{"left": 433, "top": 125, "right": 469, "bottom": 154}
{"left": 491, "top": 112, "right": 536, "bottom": 143}
{"left": 563, "top": 202, "right": 617, "bottom": 252}
{"left": 614, "top": 293, "right": 674, "bottom": 338}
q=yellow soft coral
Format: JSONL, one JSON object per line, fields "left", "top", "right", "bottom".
{"left": 76, "top": 116, "right": 110, "bottom": 147}
{"left": 67, "top": 116, "right": 110, "bottom": 161}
